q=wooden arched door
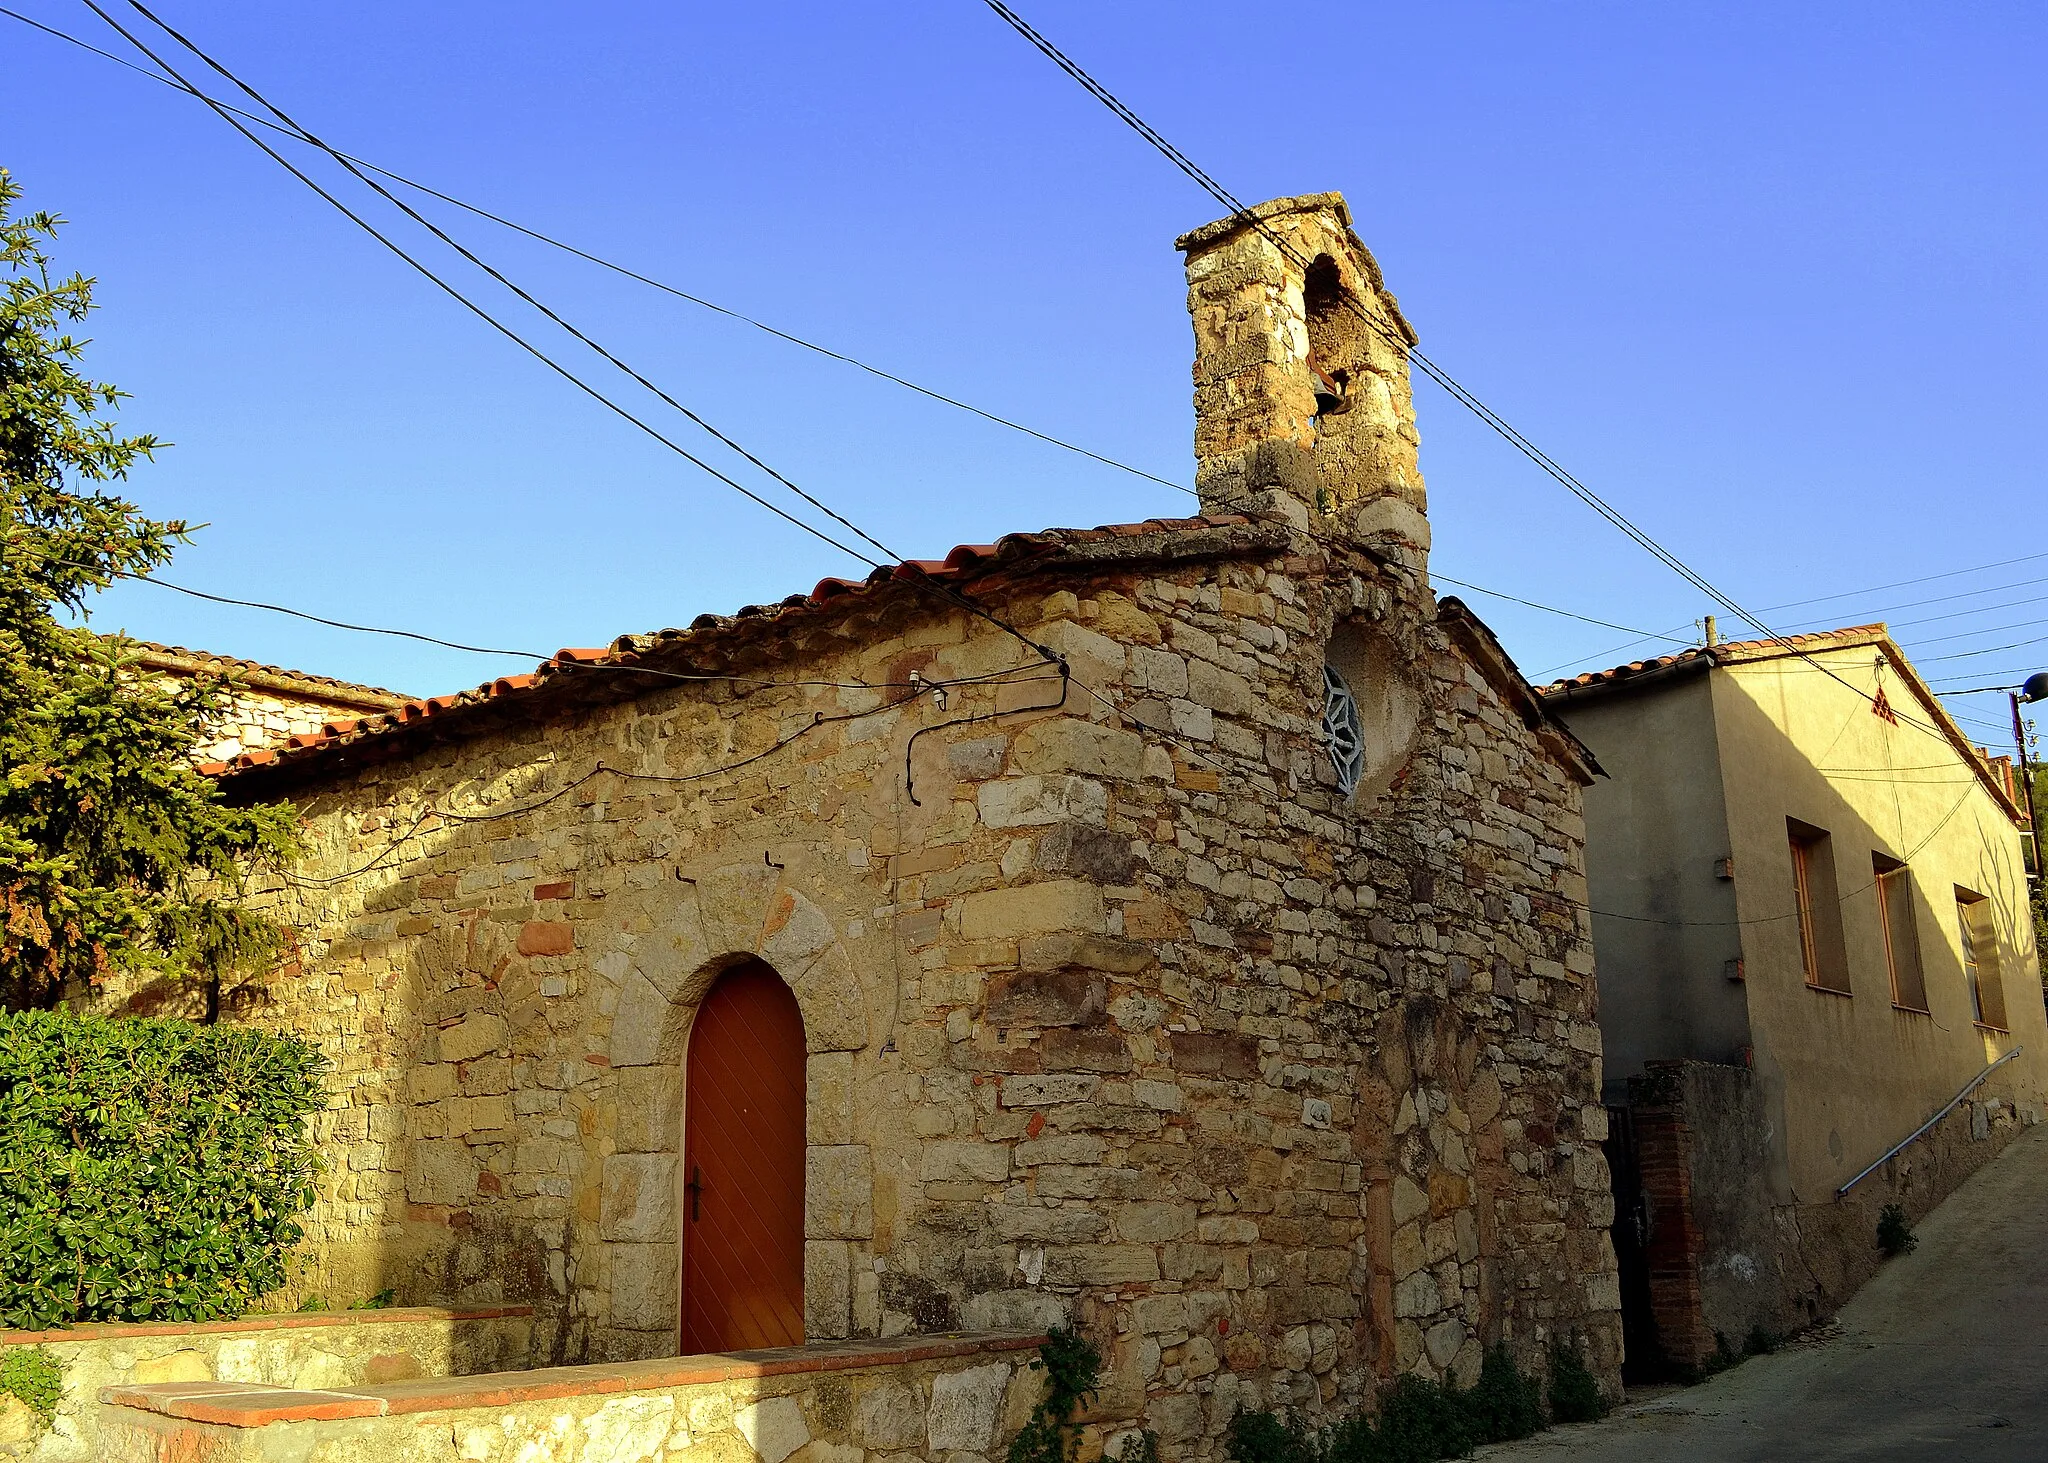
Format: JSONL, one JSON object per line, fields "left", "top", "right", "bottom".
{"left": 680, "top": 960, "right": 806, "bottom": 1353}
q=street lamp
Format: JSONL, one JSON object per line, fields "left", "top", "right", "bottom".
{"left": 1952, "top": 675, "right": 2048, "bottom": 881}
{"left": 2018, "top": 676, "right": 2046, "bottom": 881}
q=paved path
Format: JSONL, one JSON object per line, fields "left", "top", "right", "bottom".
{"left": 1480, "top": 1121, "right": 2048, "bottom": 1462}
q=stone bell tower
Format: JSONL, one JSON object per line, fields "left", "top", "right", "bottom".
{"left": 1177, "top": 193, "right": 1429, "bottom": 556}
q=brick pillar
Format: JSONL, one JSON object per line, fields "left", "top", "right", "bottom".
{"left": 1629, "top": 1073, "right": 1714, "bottom": 1369}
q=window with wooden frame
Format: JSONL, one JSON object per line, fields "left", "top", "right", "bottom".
{"left": 1956, "top": 888, "right": 2008, "bottom": 1031}
{"left": 1788, "top": 818, "right": 1851, "bottom": 994}
{"left": 1872, "top": 854, "right": 1927, "bottom": 1012}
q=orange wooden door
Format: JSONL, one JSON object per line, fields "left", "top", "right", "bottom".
{"left": 680, "top": 961, "right": 806, "bottom": 1353}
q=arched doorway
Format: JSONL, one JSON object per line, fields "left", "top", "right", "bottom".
{"left": 680, "top": 959, "right": 806, "bottom": 1353}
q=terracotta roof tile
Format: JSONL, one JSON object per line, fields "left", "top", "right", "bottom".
{"left": 1536, "top": 624, "right": 1889, "bottom": 697}
{"left": 209, "top": 516, "right": 1252, "bottom": 782}
{"left": 1537, "top": 622, "right": 2028, "bottom": 826}
{"left": 129, "top": 640, "right": 413, "bottom": 707}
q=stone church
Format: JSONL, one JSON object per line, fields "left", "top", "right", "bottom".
{"left": 202, "top": 193, "right": 1623, "bottom": 1447}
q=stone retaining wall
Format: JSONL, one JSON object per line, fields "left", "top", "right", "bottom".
{"left": 1618, "top": 1058, "right": 2039, "bottom": 1369}
{"left": 99, "top": 1332, "right": 1093, "bottom": 1463}
{"left": 0, "top": 1305, "right": 530, "bottom": 1462}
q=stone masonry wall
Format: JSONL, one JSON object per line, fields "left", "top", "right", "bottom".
{"left": 99, "top": 1333, "right": 1097, "bottom": 1463}
{"left": 1623, "top": 1057, "right": 2040, "bottom": 1371}
{"left": 221, "top": 519, "right": 1619, "bottom": 1456}
{"left": 0, "top": 1306, "right": 531, "bottom": 1463}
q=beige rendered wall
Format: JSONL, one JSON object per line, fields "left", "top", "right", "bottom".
{"left": 1549, "top": 670, "right": 1752, "bottom": 1094}
{"left": 1712, "top": 647, "right": 2047, "bottom": 1205}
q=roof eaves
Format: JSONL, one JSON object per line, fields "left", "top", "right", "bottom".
{"left": 207, "top": 515, "right": 1268, "bottom": 789}
{"left": 1438, "top": 597, "right": 1602, "bottom": 784}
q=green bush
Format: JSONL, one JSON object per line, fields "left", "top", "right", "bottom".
{"left": 0, "top": 1348, "right": 62, "bottom": 1420}
{"left": 1007, "top": 1325, "right": 1101, "bottom": 1463}
{"left": 1225, "top": 1345, "right": 1549, "bottom": 1463}
{"left": 1877, "top": 1203, "right": 1917, "bottom": 1257}
{"left": 1465, "top": 1344, "right": 1544, "bottom": 1443}
{"left": 0, "top": 1009, "right": 325, "bottom": 1330}
{"left": 1547, "top": 1339, "right": 1608, "bottom": 1424}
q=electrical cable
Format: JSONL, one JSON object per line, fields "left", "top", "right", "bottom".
{"left": 1753, "top": 549, "right": 2048, "bottom": 616}
{"left": 1782, "top": 576, "right": 2048, "bottom": 631}
{"left": 116, "top": 0, "right": 905, "bottom": 573}
{"left": 1425, "top": 573, "right": 1687, "bottom": 644}
{"left": 973, "top": 0, "right": 1998, "bottom": 758}
{"left": 1898, "top": 618, "right": 2048, "bottom": 652}
{"left": 86, "top": 0, "right": 1066, "bottom": 675}
{"left": 10, "top": 2, "right": 1851, "bottom": 696}
{"left": 1915, "top": 635, "right": 2048, "bottom": 666}
{"left": 71, "top": 2, "right": 878, "bottom": 575}
{"left": 19, "top": 545, "right": 1023, "bottom": 694}
{"left": 0, "top": 4, "right": 1186, "bottom": 496}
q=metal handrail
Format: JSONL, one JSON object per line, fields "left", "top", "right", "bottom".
{"left": 1837, "top": 1044, "right": 2024, "bottom": 1198}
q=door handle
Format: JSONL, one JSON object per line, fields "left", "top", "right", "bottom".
{"left": 686, "top": 1164, "right": 703, "bottom": 1222}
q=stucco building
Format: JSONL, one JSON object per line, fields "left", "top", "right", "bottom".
{"left": 1542, "top": 626, "right": 2045, "bottom": 1371}
{"left": 196, "top": 194, "right": 1621, "bottom": 1449}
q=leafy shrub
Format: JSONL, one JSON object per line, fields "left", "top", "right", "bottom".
{"left": 1225, "top": 1346, "right": 1548, "bottom": 1463}
{"left": 0, "top": 1348, "right": 62, "bottom": 1420}
{"left": 1007, "top": 1325, "right": 1101, "bottom": 1463}
{"left": 1113, "top": 1430, "right": 1162, "bottom": 1463}
{"left": 0, "top": 1009, "right": 325, "bottom": 1330}
{"left": 1375, "top": 1375, "right": 1474, "bottom": 1462}
{"left": 1465, "top": 1344, "right": 1544, "bottom": 1443}
{"left": 1227, "top": 1404, "right": 1320, "bottom": 1463}
{"left": 1877, "top": 1203, "right": 1918, "bottom": 1257}
{"left": 1547, "top": 1339, "right": 1608, "bottom": 1424}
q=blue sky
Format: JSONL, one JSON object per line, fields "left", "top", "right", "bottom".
{"left": 4, "top": 1, "right": 2042, "bottom": 745}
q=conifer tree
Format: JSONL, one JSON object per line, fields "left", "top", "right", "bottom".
{"left": 1, "top": 170, "right": 297, "bottom": 1011}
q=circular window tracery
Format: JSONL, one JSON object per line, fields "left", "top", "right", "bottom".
{"left": 1322, "top": 663, "right": 1365, "bottom": 796}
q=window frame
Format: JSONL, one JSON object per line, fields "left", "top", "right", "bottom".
{"left": 1321, "top": 662, "right": 1365, "bottom": 797}
{"left": 1787, "top": 818, "right": 1851, "bottom": 995}
{"left": 1955, "top": 888, "right": 2009, "bottom": 1032}
{"left": 1873, "top": 854, "right": 1928, "bottom": 1014}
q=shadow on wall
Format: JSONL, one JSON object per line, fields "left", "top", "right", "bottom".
{"left": 1603, "top": 674, "right": 2044, "bottom": 1374}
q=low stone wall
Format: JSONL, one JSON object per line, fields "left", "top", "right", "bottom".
{"left": 0, "top": 1305, "right": 530, "bottom": 1462}
{"left": 98, "top": 1332, "right": 1106, "bottom": 1463}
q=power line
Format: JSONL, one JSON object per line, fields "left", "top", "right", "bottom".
{"left": 116, "top": 0, "right": 907, "bottom": 574}
{"left": 1897, "top": 616, "right": 2048, "bottom": 651}
{"left": 1426, "top": 573, "right": 1689, "bottom": 644}
{"left": 86, "top": 0, "right": 1073, "bottom": 677}
{"left": 0, "top": 3, "right": 1187, "bottom": 497}
{"left": 70, "top": 2, "right": 880, "bottom": 575}
{"left": 1781, "top": 575, "right": 2048, "bottom": 631}
{"left": 28, "top": 545, "right": 1043, "bottom": 694}
{"left": 1916, "top": 635, "right": 2048, "bottom": 666}
{"left": 1755, "top": 549, "right": 2048, "bottom": 616}
{"left": 975, "top": 0, "right": 1978, "bottom": 758}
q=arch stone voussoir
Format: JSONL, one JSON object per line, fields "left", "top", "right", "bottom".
{"left": 615, "top": 866, "right": 870, "bottom": 1061}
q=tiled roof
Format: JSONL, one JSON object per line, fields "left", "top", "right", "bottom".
{"left": 203, "top": 516, "right": 1260, "bottom": 782}
{"left": 1538, "top": 623, "right": 2028, "bottom": 826}
{"left": 132, "top": 640, "right": 413, "bottom": 708}
{"left": 1536, "top": 624, "right": 1888, "bottom": 698}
